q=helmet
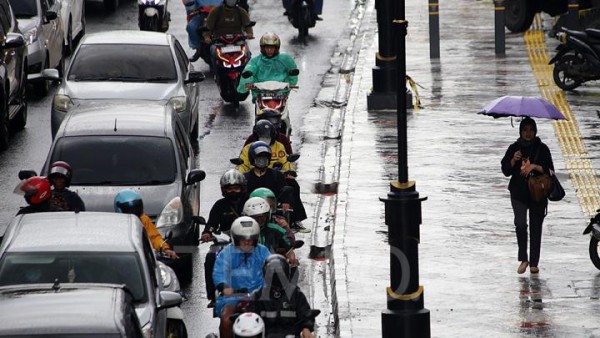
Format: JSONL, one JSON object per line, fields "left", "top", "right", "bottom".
{"left": 233, "top": 312, "right": 265, "bottom": 338}
{"left": 249, "top": 188, "right": 276, "bottom": 213}
{"left": 220, "top": 169, "right": 247, "bottom": 198}
{"left": 48, "top": 161, "right": 72, "bottom": 187}
{"left": 114, "top": 189, "right": 144, "bottom": 217}
{"left": 259, "top": 32, "right": 280, "bottom": 57}
{"left": 231, "top": 216, "right": 260, "bottom": 247}
{"left": 252, "top": 120, "right": 277, "bottom": 145}
{"left": 248, "top": 141, "right": 271, "bottom": 168}
{"left": 243, "top": 197, "right": 271, "bottom": 227}
{"left": 256, "top": 109, "right": 283, "bottom": 131}
{"left": 224, "top": 0, "right": 239, "bottom": 7}
{"left": 263, "top": 254, "right": 291, "bottom": 288}
{"left": 20, "top": 176, "right": 52, "bottom": 205}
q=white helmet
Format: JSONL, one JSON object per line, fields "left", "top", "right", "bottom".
{"left": 231, "top": 216, "right": 260, "bottom": 247}
{"left": 242, "top": 197, "right": 271, "bottom": 225}
{"left": 233, "top": 312, "right": 265, "bottom": 338}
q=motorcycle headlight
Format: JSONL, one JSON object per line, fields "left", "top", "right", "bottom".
{"left": 24, "top": 27, "right": 38, "bottom": 45}
{"left": 52, "top": 94, "right": 73, "bottom": 112}
{"left": 156, "top": 197, "right": 183, "bottom": 228}
{"left": 168, "top": 96, "right": 187, "bottom": 114}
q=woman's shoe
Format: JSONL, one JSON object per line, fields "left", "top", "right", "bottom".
{"left": 530, "top": 266, "right": 540, "bottom": 274}
{"left": 517, "top": 261, "right": 529, "bottom": 274}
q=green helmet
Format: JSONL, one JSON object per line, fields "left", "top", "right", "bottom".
{"left": 249, "top": 188, "right": 277, "bottom": 213}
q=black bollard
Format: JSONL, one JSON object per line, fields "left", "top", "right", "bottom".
{"left": 494, "top": 0, "right": 506, "bottom": 55}
{"left": 429, "top": 0, "right": 440, "bottom": 59}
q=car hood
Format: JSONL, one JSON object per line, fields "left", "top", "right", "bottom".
{"left": 63, "top": 82, "right": 182, "bottom": 101}
{"left": 72, "top": 183, "right": 181, "bottom": 216}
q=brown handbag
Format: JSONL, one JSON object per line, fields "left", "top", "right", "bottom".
{"left": 528, "top": 174, "right": 554, "bottom": 202}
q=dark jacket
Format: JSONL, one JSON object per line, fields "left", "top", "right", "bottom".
{"left": 501, "top": 137, "right": 554, "bottom": 203}
{"left": 249, "top": 286, "right": 315, "bottom": 335}
{"left": 204, "top": 196, "right": 247, "bottom": 234}
{"left": 50, "top": 189, "right": 86, "bottom": 212}
{"left": 16, "top": 201, "right": 63, "bottom": 215}
{"left": 245, "top": 168, "right": 292, "bottom": 204}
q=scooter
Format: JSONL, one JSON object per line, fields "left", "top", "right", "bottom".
{"left": 138, "top": 0, "right": 170, "bottom": 32}
{"left": 549, "top": 27, "right": 600, "bottom": 90}
{"left": 157, "top": 260, "right": 188, "bottom": 337}
{"left": 287, "top": 0, "right": 317, "bottom": 41}
{"left": 212, "top": 32, "right": 253, "bottom": 107}
{"left": 583, "top": 209, "right": 600, "bottom": 270}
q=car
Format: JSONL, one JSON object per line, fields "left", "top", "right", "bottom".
{"left": 40, "top": 101, "right": 206, "bottom": 280}
{"left": 9, "top": 0, "right": 65, "bottom": 96}
{"left": 0, "top": 0, "right": 28, "bottom": 151}
{"left": 0, "top": 283, "right": 147, "bottom": 337}
{"left": 59, "top": 0, "right": 85, "bottom": 55}
{"left": 43, "top": 30, "right": 205, "bottom": 138}
{"left": 0, "top": 212, "right": 187, "bottom": 338}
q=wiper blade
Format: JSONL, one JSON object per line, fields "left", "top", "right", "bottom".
{"left": 134, "top": 180, "right": 172, "bottom": 185}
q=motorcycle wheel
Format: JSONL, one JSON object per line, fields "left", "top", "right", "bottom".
{"left": 140, "top": 15, "right": 160, "bottom": 32}
{"left": 297, "top": 7, "right": 310, "bottom": 41}
{"left": 553, "top": 54, "right": 583, "bottom": 91}
{"left": 590, "top": 237, "right": 600, "bottom": 270}
{"left": 504, "top": 0, "right": 536, "bottom": 33}
{"left": 166, "top": 319, "right": 188, "bottom": 338}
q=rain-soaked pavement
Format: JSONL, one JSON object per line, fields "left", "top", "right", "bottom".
{"left": 300, "top": 0, "right": 600, "bottom": 336}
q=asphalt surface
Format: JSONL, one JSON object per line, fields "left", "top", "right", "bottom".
{"left": 304, "top": 0, "right": 600, "bottom": 336}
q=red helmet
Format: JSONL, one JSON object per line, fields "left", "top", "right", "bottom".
{"left": 49, "top": 161, "right": 72, "bottom": 186}
{"left": 21, "top": 176, "right": 52, "bottom": 205}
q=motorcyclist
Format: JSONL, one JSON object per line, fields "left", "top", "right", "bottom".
{"left": 202, "top": 0, "right": 254, "bottom": 67}
{"left": 238, "top": 120, "right": 293, "bottom": 173}
{"left": 242, "top": 197, "right": 298, "bottom": 267}
{"left": 249, "top": 187, "right": 296, "bottom": 244}
{"left": 249, "top": 254, "right": 316, "bottom": 338}
{"left": 237, "top": 32, "right": 299, "bottom": 100}
{"left": 282, "top": 0, "right": 323, "bottom": 21}
{"left": 16, "top": 176, "right": 63, "bottom": 215}
{"left": 114, "top": 189, "right": 178, "bottom": 259}
{"left": 245, "top": 108, "right": 293, "bottom": 153}
{"left": 213, "top": 216, "right": 271, "bottom": 338}
{"left": 184, "top": 0, "right": 223, "bottom": 62}
{"left": 202, "top": 169, "right": 248, "bottom": 308}
{"left": 47, "top": 161, "right": 86, "bottom": 212}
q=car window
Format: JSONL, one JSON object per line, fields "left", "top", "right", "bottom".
{"left": 173, "top": 40, "right": 188, "bottom": 75}
{"left": 9, "top": 0, "right": 38, "bottom": 18}
{"left": 68, "top": 44, "right": 178, "bottom": 82}
{"left": 50, "top": 136, "right": 177, "bottom": 185}
{"left": 0, "top": 252, "right": 148, "bottom": 303}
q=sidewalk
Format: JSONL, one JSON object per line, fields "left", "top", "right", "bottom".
{"left": 305, "top": 0, "right": 600, "bottom": 336}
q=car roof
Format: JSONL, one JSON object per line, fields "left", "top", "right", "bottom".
{"left": 58, "top": 102, "right": 174, "bottom": 137}
{"left": 0, "top": 284, "right": 132, "bottom": 335}
{"left": 80, "top": 30, "right": 172, "bottom": 46}
{"left": 3, "top": 212, "right": 143, "bottom": 253}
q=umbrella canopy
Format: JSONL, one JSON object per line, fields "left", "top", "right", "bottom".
{"left": 478, "top": 95, "right": 567, "bottom": 120}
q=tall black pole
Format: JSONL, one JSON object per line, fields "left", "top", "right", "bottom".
{"left": 380, "top": 1, "right": 430, "bottom": 337}
{"left": 494, "top": 0, "right": 506, "bottom": 55}
{"left": 428, "top": 0, "right": 440, "bottom": 59}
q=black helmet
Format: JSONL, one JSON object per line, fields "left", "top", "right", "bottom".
{"left": 256, "top": 108, "right": 283, "bottom": 131}
{"left": 263, "top": 254, "right": 291, "bottom": 288}
{"left": 253, "top": 120, "right": 277, "bottom": 145}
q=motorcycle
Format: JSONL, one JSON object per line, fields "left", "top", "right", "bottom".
{"left": 549, "top": 27, "right": 600, "bottom": 90}
{"left": 138, "top": 0, "right": 170, "bottom": 32}
{"left": 212, "top": 32, "right": 253, "bottom": 107}
{"left": 287, "top": 0, "right": 317, "bottom": 41}
{"left": 583, "top": 209, "right": 600, "bottom": 270}
{"left": 157, "top": 259, "right": 188, "bottom": 337}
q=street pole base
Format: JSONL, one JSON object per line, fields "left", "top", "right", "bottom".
{"left": 367, "top": 89, "right": 413, "bottom": 111}
{"left": 382, "top": 308, "right": 431, "bottom": 338}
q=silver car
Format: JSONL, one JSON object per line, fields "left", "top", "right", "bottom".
{"left": 43, "top": 30, "right": 204, "bottom": 137}
{"left": 10, "top": 0, "right": 64, "bottom": 96}
{"left": 0, "top": 212, "right": 185, "bottom": 338}
{"left": 40, "top": 101, "right": 205, "bottom": 281}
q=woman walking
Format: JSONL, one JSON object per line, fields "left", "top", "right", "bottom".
{"left": 501, "top": 117, "right": 555, "bottom": 274}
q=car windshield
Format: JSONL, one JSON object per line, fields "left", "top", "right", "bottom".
{"left": 9, "top": 0, "right": 38, "bottom": 18}
{"left": 67, "top": 44, "right": 178, "bottom": 82}
{"left": 50, "top": 135, "right": 177, "bottom": 185}
{"left": 0, "top": 252, "right": 148, "bottom": 303}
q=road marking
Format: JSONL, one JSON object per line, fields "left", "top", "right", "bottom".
{"left": 524, "top": 16, "right": 600, "bottom": 216}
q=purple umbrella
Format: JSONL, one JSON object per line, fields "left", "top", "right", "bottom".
{"left": 478, "top": 95, "right": 567, "bottom": 120}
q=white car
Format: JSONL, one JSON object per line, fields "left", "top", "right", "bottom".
{"left": 59, "top": 0, "right": 85, "bottom": 55}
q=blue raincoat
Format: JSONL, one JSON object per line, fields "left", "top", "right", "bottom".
{"left": 184, "top": 0, "right": 222, "bottom": 49}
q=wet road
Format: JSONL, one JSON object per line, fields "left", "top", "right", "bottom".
{"left": 0, "top": 0, "right": 353, "bottom": 337}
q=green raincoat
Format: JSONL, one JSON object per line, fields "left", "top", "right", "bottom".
{"left": 237, "top": 53, "right": 299, "bottom": 99}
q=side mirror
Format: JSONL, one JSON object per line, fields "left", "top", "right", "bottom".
{"left": 242, "top": 71, "right": 253, "bottom": 79}
{"left": 229, "top": 158, "right": 244, "bottom": 165}
{"left": 2, "top": 33, "right": 25, "bottom": 49}
{"left": 185, "top": 71, "right": 205, "bottom": 84}
{"left": 246, "top": 21, "right": 256, "bottom": 28}
{"left": 157, "top": 291, "right": 183, "bottom": 310}
{"left": 42, "top": 69, "right": 61, "bottom": 81}
{"left": 293, "top": 240, "right": 304, "bottom": 249}
{"left": 288, "top": 69, "right": 300, "bottom": 76}
{"left": 186, "top": 169, "right": 206, "bottom": 185}
{"left": 46, "top": 11, "right": 58, "bottom": 21}
{"left": 18, "top": 170, "right": 38, "bottom": 180}
{"left": 287, "top": 153, "right": 300, "bottom": 163}
{"left": 192, "top": 216, "right": 206, "bottom": 225}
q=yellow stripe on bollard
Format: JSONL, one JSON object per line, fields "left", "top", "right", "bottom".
{"left": 524, "top": 14, "right": 600, "bottom": 216}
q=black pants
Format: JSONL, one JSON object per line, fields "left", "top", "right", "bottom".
{"left": 284, "top": 178, "right": 307, "bottom": 223}
{"left": 511, "top": 198, "right": 547, "bottom": 267}
{"left": 204, "top": 249, "right": 218, "bottom": 301}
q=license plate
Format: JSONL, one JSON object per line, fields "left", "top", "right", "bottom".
{"left": 220, "top": 45, "right": 242, "bottom": 53}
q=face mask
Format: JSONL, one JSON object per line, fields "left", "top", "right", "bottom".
{"left": 254, "top": 156, "right": 269, "bottom": 169}
{"left": 224, "top": 191, "right": 244, "bottom": 201}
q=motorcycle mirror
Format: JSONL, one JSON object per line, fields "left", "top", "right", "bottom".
{"left": 18, "top": 170, "right": 37, "bottom": 180}
{"left": 288, "top": 69, "right": 300, "bottom": 76}
{"left": 287, "top": 153, "right": 300, "bottom": 163}
{"left": 293, "top": 240, "right": 304, "bottom": 249}
{"left": 246, "top": 21, "right": 256, "bottom": 28}
{"left": 185, "top": 71, "right": 205, "bottom": 84}
{"left": 242, "top": 71, "right": 253, "bottom": 79}
{"left": 192, "top": 216, "right": 206, "bottom": 225}
{"left": 230, "top": 158, "right": 244, "bottom": 165}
